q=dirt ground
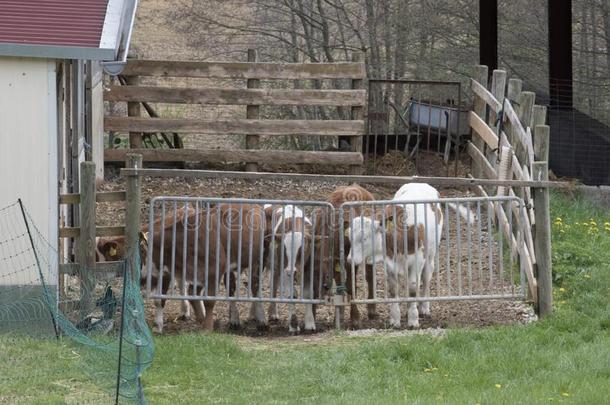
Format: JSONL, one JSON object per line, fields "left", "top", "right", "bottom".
{"left": 91, "top": 152, "right": 536, "bottom": 337}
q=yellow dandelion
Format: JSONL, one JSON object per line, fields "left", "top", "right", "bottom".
{"left": 555, "top": 217, "right": 562, "bottom": 222}
{"left": 424, "top": 368, "right": 431, "bottom": 372}
{"left": 495, "top": 384, "right": 502, "bottom": 389}
{"left": 561, "top": 392, "right": 570, "bottom": 397}
{"left": 584, "top": 274, "right": 591, "bottom": 279}
{"left": 559, "top": 287, "right": 566, "bottom": 292}
{"left": 560, "top": 300, "right": 566, "bottom": 304}
{"left": 604, "top": 222, "right": 610, "bottom": 226}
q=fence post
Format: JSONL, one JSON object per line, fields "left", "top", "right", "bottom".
{"left": 472, "top": 65, "right": 488, "bottom": 179}
{"left": 78, "top": 161, "right": 97, "bottom": 320}
{"left": 126, "top": 76, "right": 143, "bottom": 149}
{"left": 532, "top": 125, "right": 551, "bottom": 317}
{"left": 350, "top": 51, "right": 364, "bottom": 174}
{"left": 245, "top": 49, "right": 260, "bottom": 172}
{"left": 125, "top": 154, "right": 143, "bottom": 285}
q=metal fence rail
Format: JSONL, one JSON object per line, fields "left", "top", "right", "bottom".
{"left": 145, "top": 197, "right": 333, "bottom": 305}
{"left": 144, "top": 195, "right": 528, "bottom": 329}
{"left": 338, "top": 196, "right": 527, "bottom": 306}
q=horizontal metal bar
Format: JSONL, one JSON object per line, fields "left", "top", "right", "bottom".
{"left": 341, "top": 196, "right": 521, "bottom": 206}
{"left": 150, "top": 196, "right": 334, "bottom": 207}
{"left": 121, "top": 168, "right": 572, "bottom": 189}
{"left": 351, "top": 294, "right": 526, "bottom": 304}
{"left": 145, "top": 293, "right": 326, "bottom": 304}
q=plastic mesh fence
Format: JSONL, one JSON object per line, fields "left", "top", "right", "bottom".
{"left": 0, "top": 201, "right": 153, "bottom": 404}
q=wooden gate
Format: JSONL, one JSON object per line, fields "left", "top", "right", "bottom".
{"left": 103, "top": 52, "right": 366, "bottom": 171}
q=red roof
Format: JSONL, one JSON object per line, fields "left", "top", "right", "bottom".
{"left": 0, "top": 0, "right": 109, "bottom": 48}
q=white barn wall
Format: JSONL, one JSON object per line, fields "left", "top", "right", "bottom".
{"left": 0, "top": 57, "right": 58, "bottom": 283}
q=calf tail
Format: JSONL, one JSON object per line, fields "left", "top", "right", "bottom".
{"left": 445, "top": 202, "right": 476, "bottom": 226}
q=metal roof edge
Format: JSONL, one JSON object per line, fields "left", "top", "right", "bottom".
{"left": 99, "top": 0, "right": 124, "bottom": 53}
{"left": 0, "top": 43, "right": 116, "bottom": 61}
{"left": 101, "top": 0, "right": 138, "bottom": 75}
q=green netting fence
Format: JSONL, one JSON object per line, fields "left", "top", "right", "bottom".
{"left": 0, "top": 200, "right": 153, "bottom": 404}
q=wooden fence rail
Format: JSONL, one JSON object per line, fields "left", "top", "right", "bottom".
{"left": 104, "top": 50, "right": 366, "bottom": 171}
{"left": 468, "top": 65, "right": 553, "bottom": 317}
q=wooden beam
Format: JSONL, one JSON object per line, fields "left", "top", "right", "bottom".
{"left": 121, "top": 59, "right": 367, "bottom": 79}
{"left": 120, "top": 168, "right": 573, "bottom": 189}
{"left": 105, "top": 86, "right": 367, "bottom": 107}
{"left": 471, "top": 79, "right": 502, "bottom": 113}
{"left": 469, "top": 111, "right": 499, "bottom": 149}
{"left": 59, "top": 226, "right": 126, "bottom": 238}
{"left": 350, "top": 51, "right": 364, "bottom": 174}
{"left": 77, "top": 162, "right": 96, "bottom": 320}
{"left": 471, "top": 66, "right": 489, "bottom": 180}
{"left": 106, "top": 148, "right": 364, "bottom": 166}
{"left": 467, "top": 143, "right": 497, "bottom": 179}
{"left": 59, "top": 191, "right": 126, "bottom": 204}
{"left": 104, "top": 117, "right": 365, "bottom": 136}
{"left": 533, "top": 161, "right": 552, "bottom": 316}
{"left": 59, "top": 261, "right": 124, "bottom": 275}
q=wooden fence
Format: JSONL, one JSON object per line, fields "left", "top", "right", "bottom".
{"left": 103, "top": 51, "right": 366, "bottom": 171}
{"left": 468, "top": 65, "right": 552, "bottom": 316}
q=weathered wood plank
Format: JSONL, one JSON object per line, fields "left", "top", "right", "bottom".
{"left": 471, "top": 65, "right": 489, "bottom": 180}
{"left": 350, "top": 52, "right": 364, "bottom": 174}
{"left": 533, "top": 161, "right": 552, "bottom": 316}
{"left": 469, "top": 111, "right": 499, "bottom": 149}
{"left": 467, "top": 143, "right": 497, "bottom": 180}
{"left": 106, "top": 148, "right": 364, "bottom": 166}
{"left": 121, "top": 168, "right": 573, "bottom": 189}
{"left": 121, "top": 60, "right": 367, "bottom": 79}
{"left": 105, "top": 86, "right": 367, "bottom": 106}
{"left": 503, "top": 100, "right": 533, "bottom": 164}
{"left": 59, "top": 191, "right": 126, "bottom": 204}
{"left": 471, "top": 79, "right": 502, "bottom": 113}
{"left": 104, "top": 117, "right": 365, "bottom": 136}
{"left": 59, "top": 226, "right": 126, "bottom": 238}
{"left": 245, "top": 49, "right": 260, "bottom": 172}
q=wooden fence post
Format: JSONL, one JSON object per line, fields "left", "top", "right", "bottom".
{"left": 125, "top": 154, "right": 143, "bottom": 285}
{"left": 533, "top": 125, "right": 552, "bottom": 317}
{"left": 245, "top": 49, "right": 260, "bottom": 172}
{"left": 472, "top": 65, "right": 489, "bottom": 179}
{"left": 126, "top": 76, "right": 143, "bottom": 149}
{"left": 78, "top": 161, "right": 96, "bottom": 320}
{"left": 350, "top": 51, "right": 364, "bottom": 174}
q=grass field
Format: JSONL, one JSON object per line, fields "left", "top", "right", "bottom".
{"left": 2, "top": 191, "right": 610, "bottom": 404}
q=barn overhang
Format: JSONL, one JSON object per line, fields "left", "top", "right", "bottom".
{"left": 0, "top": 0, "right": 138, "bottom": 74}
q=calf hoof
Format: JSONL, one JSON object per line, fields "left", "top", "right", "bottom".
{"left": 406, "top": 321, "right": 420, "bottom": 330}
{"left": 349, "top": 319, "right": 361, "bottom": 330}
{"left": 256, "top": 322, "right": 269, "bottom": 332}
{"left": 419, "top": 312, "right": 432, "bottom": 320}
{"left": 367, "top": 311, "right": 379, "bottom": 321}
{"left": 228, "top": 322, "right": 242, "bottom": 331}
{"left": 152, "top": 326, "right": 163, "bottom": 334}
{"left": 177, "top": 314, "right": 191, "bottom": 322}
{"left": 268, "top": 316, "right": 280, "bottom": 324}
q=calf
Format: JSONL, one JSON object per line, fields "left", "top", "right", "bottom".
{"left": 347, "top": 183, "right": 443, "bottom": 328}
{"left": 264, "top": 204, "right": 315, "bottom": 332}
{"left": 325, "top": 184, "right": 377, "bottom": 328}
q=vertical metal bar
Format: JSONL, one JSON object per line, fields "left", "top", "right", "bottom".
{"left": 279, "top": 205, "right": 286, "bottom": 299}
{"left": 519, "top": 203, "right": 526, "bottom": 296}
{"left": 445, "top": 203, "right": 450, "bottom": 294}
{"left": 477, "top": 201, "right": 483, "bottom": 292}
{"left": 269, "top": 205, "right": 277, "bottom": 300}
{"left": 337, "top": 206, "right": 345, "bottom": 329}
{"left": 225, "top": 204, "right": 232, "bottom": 299}
{"left": 456, "top": 201, "right": 462, "bottom": 296}
{"left": 487, "top": 201, "right": 494, "bottom": 288}
{"left": 170, "top": 201, "right": 178, "bottom": 296}
{"left": 498, "top": 201, "right": 505, "bottom": 289}
{"left": 434, "top": 201, "right": 440, "bottom": 297}
{"left": 310, "top": 207, "right": 316, "bottom": 301}
{"left": 455, "top": 83, "right": 462, "bottom": 176}
{"left": 466, "top": 201, "right": 472, "bottom": 295}
{"left": 205, "top": 203, "right": 211, "bottom": 296}
{"left": 508, "top": 199, "right": 514, "bottom": 295}
{"left": 258, "top": 205, "right": 264, "bottom": 298}
{"left": 379, "top": 205, "right": 388, "bottom": 300}
{"left": 391, "top": 204, "right": 398, "bottom": 299}
{"left": 351, "top": 207, "right": 357, "bottom": 300}
{"left": 248, "top": 207, "right": 254, "bottom": 298}
{"left": 146, "top": 200, "right": 155, "bottom": 295}
{"left": 300, "top": 205, "right": 306, "bottom": 300}
{"left": 158, "top": 201, "right": 166, "bottom": 296}
{"left": 413, "top": 202, "right": 419, "bottom": 298}
{"left": 193, "top": 201, "right": 200, "bottom": 294}
{"left": 236, "top": 205, "right": 243, "bottom": 298}
{"left": 182, "top": 202, "right": 189, "bottom": 298}
{"left": 215, "top": 207, "right": 221, "bottom": 296}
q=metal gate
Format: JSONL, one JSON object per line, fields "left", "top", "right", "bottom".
{"left": 338, "top": 196, "right": 527, "bottom": 306}
{"left": 144, "top": 195, "right": 529, "bottom": 327}
{"left": 145, "top": 197, "right": 334, "bottom": 306}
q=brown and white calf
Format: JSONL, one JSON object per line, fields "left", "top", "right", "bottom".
{"left": 321, "top": 184, "right": 377, "bottom": 328}
{"left": 98, "top": 203, "right": 267, "bottom": 333}
{"left": 347, "top": 183, "right": 443, "bottom": 328}
{"left": 264, "top": 204, "right": 315, "bottom": 333}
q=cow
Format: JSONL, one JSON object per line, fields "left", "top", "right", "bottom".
{"left": 347, "top": 183, "right": 443, "bottom": 328}
{"left": 263, "top": 204, "right": 316, "bottom": 333}
{"left": 97, "top": 203, "right": 267, "bottom": 333}
{"left": 318, "top": 184, "right": 377, "bottom": 328}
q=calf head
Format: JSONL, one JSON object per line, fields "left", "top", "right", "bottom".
{"left": 346, "top": 216, "right": 383, "bottom": 266}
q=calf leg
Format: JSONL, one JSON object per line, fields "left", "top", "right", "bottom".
{"left": 179, "top": 281, "right": 192, "bottom": 320}
{"left": 387, "top": 269, "right": 401, "bottom": 328}
{"left": 418, "top": 257, "right": 434, "bottom": 318}
{"left": 187, "top": 284, "right": 206, "bottom": 324}
{"left": 249, "top": 266, "right": 267, "bottom": 330}
{"left": 303, "top": 272, "right": 316, "bottom": 332}
{"left": 227, "top": 271, "right": 241, "bottom": 329}
{"left": 347, "top": 265, "right": 360, "bottom": 328}
{"left": 407, "top": 261, "right": 424, "bottom": 329}
{"left": 268, "top": 266, "right": 280, "bottom": 322}
{"left": 365, "top": 263, "right": 377, "bottom": 320}
{"left": 153, "top": 299, "right": 166, "bottom": 334}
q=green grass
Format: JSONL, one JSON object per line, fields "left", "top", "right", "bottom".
{"left": 2, "top": 191, "right": 610, "bottom": 404}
